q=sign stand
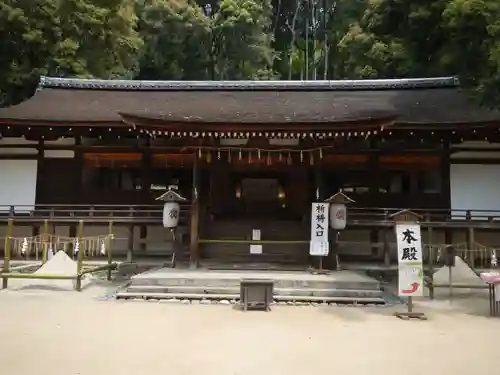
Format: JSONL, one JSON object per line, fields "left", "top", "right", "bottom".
{"left": 309, "top": 202, "right": 330, "bottom": 274}
{"left": 391, "top": 210, "right": 427, "bottom": 321}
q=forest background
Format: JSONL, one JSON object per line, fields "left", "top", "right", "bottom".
{"left": 1, "top": 0, "right": 499, "bottom": 108}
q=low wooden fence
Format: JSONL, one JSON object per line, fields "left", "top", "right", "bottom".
{"left": 1, "top": 219, "right": 117, "bottom": 291}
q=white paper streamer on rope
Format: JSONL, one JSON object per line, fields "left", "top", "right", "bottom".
{"left": 48, "top": 245, "right": 54, "bottom": 260}
{"left": 21, "top": 238, "right": 28, "bottom": 255}
{"left": 73, "top": 239, "right": 79, "bottom": 256}
{"left": 100, "top": 242, "right": 106, "bottom": 255}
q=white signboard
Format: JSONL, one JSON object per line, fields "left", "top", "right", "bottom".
{"left": 309, "top": 241, "right": 329, "bottom": 256}
{"left": 250, "top": 229, "right": 262, "bottom": 254}
{"left": 310, "top": 203, "right": 329, "bottom": 256}
{"left": 395, "top": 223, "right": 424, "bottom": 297}
{"left": 250, "top": 245, "right": 263, "bottom": 255}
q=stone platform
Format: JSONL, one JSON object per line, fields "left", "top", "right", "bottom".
{"left": 116, "top": 267, "right": 386, "bottom": 304}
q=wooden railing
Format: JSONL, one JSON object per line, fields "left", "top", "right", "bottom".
{"left": 348, "top": 207, "right": 500, "bottom": 227}
{"left": 0, "top": 204, "right": 500, "bottom": 227}
{"left": 0, "top": 204, "right": 191, "bottom": 223}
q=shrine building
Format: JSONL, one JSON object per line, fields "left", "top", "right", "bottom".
{"left": 1, "top": 76, "right": 500, "bottom": 267}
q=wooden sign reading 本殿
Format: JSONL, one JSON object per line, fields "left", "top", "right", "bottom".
{"left": 396, "top": 223, "right": 424, "bottom": 297}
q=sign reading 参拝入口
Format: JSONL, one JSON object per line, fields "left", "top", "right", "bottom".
{"left": 309, "top": 203, "right": 329, "bottom": 256}
{"left": 395, "top": 223, "right": 424, "bottom": 297}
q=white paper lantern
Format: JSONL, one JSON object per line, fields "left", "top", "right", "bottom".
{"left": 330, "top": 204, "right": 347, "bottom": 230}
{"left": 163, "top": 202, "right": 180, "bottom": 228}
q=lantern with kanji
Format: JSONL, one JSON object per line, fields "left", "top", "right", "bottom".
{"left": 156, "top": 187, "right": 187, "bottom": 228}
{"left": 325, "top": 191, "right": 355, "bottom": 230}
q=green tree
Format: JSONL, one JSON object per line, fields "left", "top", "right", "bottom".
{"left": 211, "top": 0, "right": 277, "bottom": 79}
{"left": 443, "top": 0, "right": 500, "bottom": 107}
{"left": 338, "top": 0, "right": 500, "bottom": 106}
{"left": 137, "top": 0, "right": 276, "bottom": 80}
{"left": 136, "top": 0, "right": 211, "bottom": 80}
{"left": 0, "top": 0, "right": 142, "bottom": 106}
{"left": 272, "top": 0, "right": 368, "bottom": 80}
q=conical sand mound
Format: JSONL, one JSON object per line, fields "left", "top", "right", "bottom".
{"left": 13, "top": 251, "right": 90, "bottom": 291}
{"left": 431, "top": 256, "right": 486, "bottom": 297}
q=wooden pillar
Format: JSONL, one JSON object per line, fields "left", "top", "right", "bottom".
{"left": 2, "top": 219, "right": 14, "bottom": 289}
{"left": 35, "top": 139, "right": 44, "bottom": 204}
{"left": 32, "top": 225, "right": 40, "bottom": 238}
{"left": 73, "top": 136, "right": 83, "bottom": 204}
{"left": 383, "top": 228, "right": 391, "bottom": 267}
{"left": 368, "top": 150, "right": 380, "bottom": 259}
{"left": 426, "top": 213, "right": 434, "bottom": 268}
{"left": 42, "top": 220, "right": 49, "bottom": 264}
{"left": 370, "top": 230, "right": 379, "bottom": 258}
{"left": 140, "top": 139, "right": 151, "bottom": 253}
{"left": 127, "top": 225, "right": 134, "bottom": 262}
{"left": 76, "top": 220, "right": 85, "bottom": 275}
{"left": 139, "top": 226, "right": 147, "bottom": 254}
{"left": 442, "top": 143, "right": 453, "bottom": 255}
{"left": 189, "top": 157, "right": 200, "bottom": 267}
{"left": 441, "top": 142, "right": 451, "bottom": 209}
{"left": 69, "top": 225, "right": 77, "bottom": 240}
{"left": 368, "top": 149, "right": 379, "bottom": 197}
{"left": 466, "top": 210, "right": 475, "bottom": 268}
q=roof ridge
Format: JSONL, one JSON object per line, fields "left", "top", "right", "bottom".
{"left": 38, "top": 76, "right": 459, "bottom": 91}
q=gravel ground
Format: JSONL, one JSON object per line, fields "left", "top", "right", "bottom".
{"left": 0, "top": 285, "right": 499, "bottom": 375}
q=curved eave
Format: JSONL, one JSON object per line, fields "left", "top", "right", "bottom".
{"left": 118, "top": 113, "right": 398, "bottom": 131}
{"left": 393, "top": 119, "right": 500, "bottom": 129}
{"left": 0, "top": 118, "right": 126, "bottom": 127}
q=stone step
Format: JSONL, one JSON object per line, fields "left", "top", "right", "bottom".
{"left": 130, "top": 277, "right": 379, "bottom": 290}
{"left": 125, "top": 285, "right": 383, "bottom": 298}
{"left": 115, "top": 291, "right": 386, "bottom": 304}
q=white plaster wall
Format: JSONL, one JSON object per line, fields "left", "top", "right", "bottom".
{"left": 0, "top": 160, "right": 38, "bottom": 211}
{"left": 450, "top": 164, "right": 500, "bottom": 219}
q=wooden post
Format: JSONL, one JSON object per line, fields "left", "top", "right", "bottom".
{"left": 370, "top": 230, "right": 379, "bottom": 258}
{"left": 140, "top": 138, "right": 151, "bottom": 254}
{"left": 383, "top": 228, "right": 391, "bottom": 267}
{"left": 73, "top": 136, "right": 83, "bottom": 204}
{"left": 139, "top": 226, "right": 147, "bottom": 253}
{"left": 127, "top": 206, "right": 134, "bottom": 263}
{"left": 42, "top": 219, "right": 49, "bottom": 264}
{"left": 426, "top": 213, "right": 434, "bottom": 268}
{"left": 107, "top": 221, "right": 114, "bottom": 281}
{"left": 391, "top": 210, "right": 427, "bottom": 320}
{"left": 2, "top": 219, "right": 14, "bottom": 289}
{"left": 75, "top": 220, "right": 85, "bottom": 291}
{"left": 189, "top": 156, "right": 200, "bottom": 268}
{"left": 426, "top": 213, "right": 435, "bottom": 299}
{"left": 127, "top": 225, "right": 134, "bottom": 262}
{"left": 467, "top": 223, "right": 475, "bottom": 269}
